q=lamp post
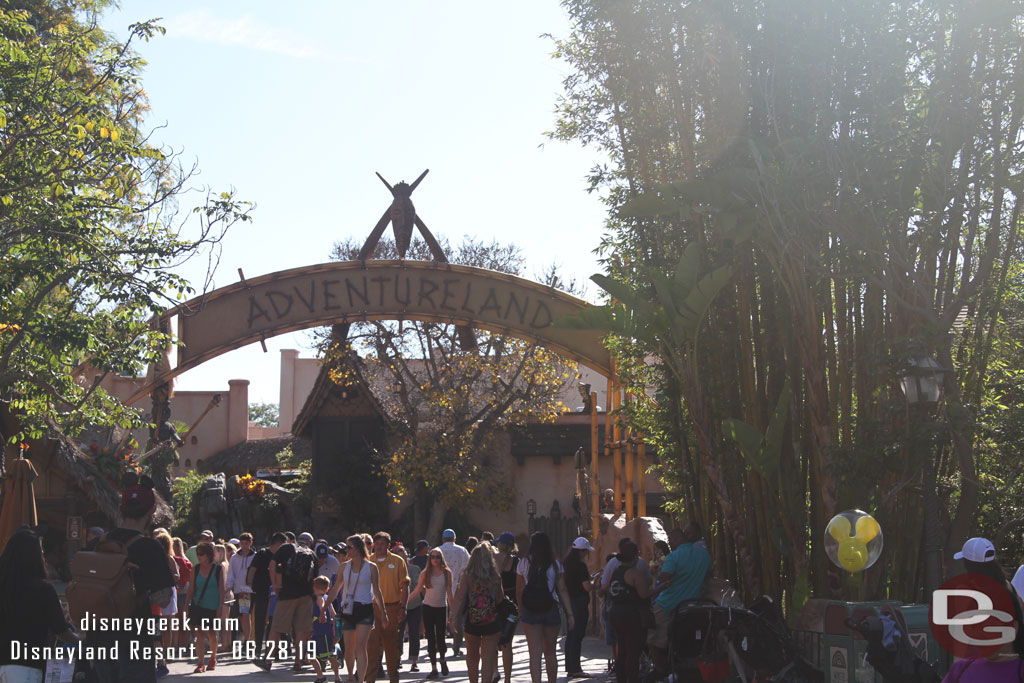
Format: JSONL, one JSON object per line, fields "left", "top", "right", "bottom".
{"left": 898, "top": 355, "right": 947, "bottom": 598}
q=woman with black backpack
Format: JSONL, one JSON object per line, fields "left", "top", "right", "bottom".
{"left": 516, "top": 532, "right": 574, "bottom": 683}
{"left": 495, "top": 532, "right": 519, "bottom": 683}
{"left": 453, "top": 543, "right": 505, "bottom": 683}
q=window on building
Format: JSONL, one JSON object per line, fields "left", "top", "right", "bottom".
{"left": 191, "top": 435, "right": 198, "bottom": 445}
{"left": 185, "top": 459, "right": 192, "bottom": 468}
{"left": 195, "top": 459, "right": 202, "bottom": 470}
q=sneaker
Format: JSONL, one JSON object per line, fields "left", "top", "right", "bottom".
{"left": 411, "top": 663, "right": 420, "bottom": 673}
{"left": 253, "top": 658, "right": 272, "bottom": 671}
{"left": 427, "top": 671, "right": 439, "bottom": 680}
{"left": 155, "top": 663, "right": 169, "bottom": 678}
{"left": 440, "top": 660, "right": 449, "bottom": 677}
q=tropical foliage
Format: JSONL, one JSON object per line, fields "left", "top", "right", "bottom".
{"left": 552, "top": 0, "right": 1024, "bottom": 605}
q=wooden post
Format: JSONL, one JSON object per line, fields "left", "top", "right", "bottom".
{"left": 612, "top": 382, "right": 622, "bottom": 517}
{"left": 624, "top": 383, "right": 634, "bottom": 521}
{"left": 591, "top": 391, "right": 599, "bottom": 541}
{"left": 606, "top": 375, "right": 618, "bottom": 517}
{"left": 625, "top": 430, "right": 634, "bottom": 522}
{"left": 637, "top": 438, "right": 647, "bottom": 517}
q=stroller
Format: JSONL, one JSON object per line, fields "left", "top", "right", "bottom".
{"left": 844, "top": 611, "right": 941, "bottom": 683}
{"left": 669, "top": 596, "right": 823, "bottom": 682}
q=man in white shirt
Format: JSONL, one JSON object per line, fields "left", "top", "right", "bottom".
{"left": 438, "top": 528, "right": 470, "bottom": 656}
{"left": 226, "top": 532, "right": 257, "bottom": 644}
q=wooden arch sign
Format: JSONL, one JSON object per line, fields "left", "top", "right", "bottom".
{"left": 125, "top": 260, "right": 611, "bottom": 405}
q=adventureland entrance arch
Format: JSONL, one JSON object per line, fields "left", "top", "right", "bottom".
{"left": 130, "top": 171, "right": 648, "bottom": 537}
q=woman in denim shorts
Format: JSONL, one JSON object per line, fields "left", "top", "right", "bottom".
{"left": 329, "top": 535, "right": 386, "bottom": 683}
{"left": 516, "top": 532, "right": 574, "bottom": 683}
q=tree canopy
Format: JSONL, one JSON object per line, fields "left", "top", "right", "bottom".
{"left": 553, "top": 0, "right": 1024, "bottom": 604}
{"left": 328, "top": 236, "right": 578, "bottom": 539}
{"left": 0, "top": 1, "right": 251, "bottom": 442}
{"left": 248, "top": 402, "right": 279, "bottom": 429}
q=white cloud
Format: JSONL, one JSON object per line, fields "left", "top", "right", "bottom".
{"left": 162, "top": 9, "right": 356, "bottom": 62}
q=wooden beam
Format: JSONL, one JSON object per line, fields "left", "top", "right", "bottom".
{"left": 638, "top": 438, "right": 647, "bottom": 517}
{"left": 625, "top": 429, "right": 634, "bottom": 522}
{"left": 612, "top": 380, "right": 622, "bottom": 517}
{"left": 591, "top": 391, "right": 599, "bottom": 540}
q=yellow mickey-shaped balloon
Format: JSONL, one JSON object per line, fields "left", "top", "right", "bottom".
{"left": 826, "top": 511, "right": 883, "bottom": 573}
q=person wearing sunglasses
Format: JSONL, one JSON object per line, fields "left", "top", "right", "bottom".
{"left": 409, "top": 549, "right": 455, "bottom": 678}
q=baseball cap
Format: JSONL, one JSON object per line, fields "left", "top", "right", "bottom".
{"left": 229, "top": 538, "right": 240, "bottom": 546}
{"left": 200, "top": 530, "right": 214, "bottom": 539}
{"left": 442, "top": 529, "right": 456, "bottom": 541}
{"left": 497, "top": 532, "right": 515, "bottom": 546}
{"left": 315, "top": 542, "right": 329, "bottom": 558}
{"left": 572, "top": 536, "right": 596, "bottom": 552}
{"left": 298, "top": 532, "right": 315, "bottom": 546}
{"left": 953, "top": 537, "right": 996, "bottom": 562}
{"left": 415, "top": 540, "right": 430, "bottom": 551}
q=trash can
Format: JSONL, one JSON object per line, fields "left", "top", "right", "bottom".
{"left": 795, "top": 599, "right": 905, "bottom": 683}
{"left": 895, "top": 603, "right": 948, "bottom": 674}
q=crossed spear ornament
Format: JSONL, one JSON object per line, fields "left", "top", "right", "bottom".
{"left": 350, "top": 170, "right": 477, "bottom": 350}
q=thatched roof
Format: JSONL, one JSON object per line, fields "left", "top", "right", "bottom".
{"left": 49, "top": 429, "right": 123, "bottom": 521}
{"left": 48, "top": 427, "right": 173, "bottom": 527}
{"left": 200, "top": 436, "right": 311, "bottom": 475}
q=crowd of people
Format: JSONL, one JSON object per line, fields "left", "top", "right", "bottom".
{"left": 0, "top": 476, "right": 721, "bottom": 683}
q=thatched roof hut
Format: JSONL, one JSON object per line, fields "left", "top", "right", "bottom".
{"left": 199, "top": 436, "right": 311, "bottom": 476}
{"left": 0, "top": 408, "right": 173, "bottom": 531}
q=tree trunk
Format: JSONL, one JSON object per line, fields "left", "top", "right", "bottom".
{"left": 425, "top": 499, "right": 446, "bottom": 547}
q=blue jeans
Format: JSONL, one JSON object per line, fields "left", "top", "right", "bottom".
{"left": 564, "top": 594, "right": 589, "bottom": 673}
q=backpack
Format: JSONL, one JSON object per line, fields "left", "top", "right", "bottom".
{"left": 467, "top": 583, "right": 499, "bottom": 628}
{"left": 521, "top": 562, "right": 555, "bottom": 613}
{"left": 609, "top": 565, "right": 635, "bottom": 605}
{"left": 285, "top": 545, "right": 317, "bottom": 585}
{"left": 66, "top": 533, "right": 143, "bottom": 622}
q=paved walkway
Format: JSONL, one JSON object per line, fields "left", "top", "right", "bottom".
{"left": 165, "top": 635, "right": 616, "bottom": 682}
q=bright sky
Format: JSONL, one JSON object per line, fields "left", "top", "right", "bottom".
{"left": 105, "top": 2, "right": 611, "bottom": 405}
